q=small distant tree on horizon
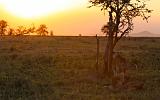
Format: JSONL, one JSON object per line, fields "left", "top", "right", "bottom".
{"left": 79, "top": 34, "right": 82, "bottom": 36}
{"left": 27, "top": 24, "right": 36, "bottom": 35}
{"left": 16, "top": 26, "right": 29, "bottom": 36}
{"left": 0, "top": 20, "right": 8, "bottom": 36}
{"left": 8, "top": 28, "right": 15, "bottom": 36}
{"left": 89, "top": 0, "right": 152, "bottom": 77}
{"left": 36, "top": 24, "right": 48, "bottom": 36}
{"left": 50, "top": 30, "right": 54, "bottom": 36}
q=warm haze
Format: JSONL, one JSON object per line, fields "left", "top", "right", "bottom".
{"left": 0, "top": 1, "right": 160, "bottom": 99}
{"left": 0, "top": 0, "right": 160, "bottom": 36}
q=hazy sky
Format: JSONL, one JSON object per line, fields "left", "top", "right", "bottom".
{"left": 0, "top": 0, "right": 160, "bottom": 36}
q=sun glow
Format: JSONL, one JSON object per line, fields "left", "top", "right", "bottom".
{"left": 0, "top": 0, "right": 86, "bottom": 18}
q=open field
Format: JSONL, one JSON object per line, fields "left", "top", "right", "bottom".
{"left": 0, "top": 36, "right": 160, "bottom": 100}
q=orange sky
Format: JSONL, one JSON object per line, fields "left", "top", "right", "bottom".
{"left": 0, "top": 0, "right": 159, "bottom": 36}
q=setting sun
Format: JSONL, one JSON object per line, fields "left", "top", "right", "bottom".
{"left": 0, "top": 0, "right": 159, "bottom": 35}
{"left": 1, "top": 0, "right": 86, "bottom": 18}
{"left": 0, "top": 0, "right": 160, "bottom": 99}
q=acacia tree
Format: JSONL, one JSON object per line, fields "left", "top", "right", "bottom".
{"left": 0, "top": 20, "right": 8, "bottom": 36}
{"left": 8, "top": 28, "right": 15, "bottom": 36}
{"left": 27, "top": 24, "right": 35, "bottom": 35}
{"left": 36, "top": 24, "right": 48, "bottom": 36}
{"left": 16, "top": 26, "right": 28, "bottom": 36}
{"left": 89, "top": 0, "right": 152, "bottom": 77}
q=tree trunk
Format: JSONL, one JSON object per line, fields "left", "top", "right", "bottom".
{"left": 104, "top": 35, "right": 114, "bottom": 77}
{"left": 103, "top": 10, "right": 114, "bottom": 77}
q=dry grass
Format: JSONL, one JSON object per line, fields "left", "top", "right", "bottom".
{"left": 0, "top": 36, "right": 160, "bottom": 100}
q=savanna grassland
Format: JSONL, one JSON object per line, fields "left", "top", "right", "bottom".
{"left": 0, "top": 36, "right": 160, "bottom": 100}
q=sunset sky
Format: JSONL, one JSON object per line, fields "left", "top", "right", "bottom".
{"left": 0, "top": 0, "right": 159, "bottom": 36}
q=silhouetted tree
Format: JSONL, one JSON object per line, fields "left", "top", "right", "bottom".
{"left": 50, "top": 30, "right": 54, "bottom": 36}
{"left": 36, "top": 24, "right": 48, "bottom": 36}
{"left": 27, "top": 24, "right": 35, "bottom": 35}
{"left": 79, "top": 34, "right": 82, "bottom": 36}
{"left": 8, "top": 28, "right": 15, "bottom": 36}
{"left": 89, "top": 0, "right": 152, "bottom": 77}
{"left": 0, "top": 20, "right": 8, "bottom": 36}
{"left": 16, "top": 26, "right": 28, "bottom": 36}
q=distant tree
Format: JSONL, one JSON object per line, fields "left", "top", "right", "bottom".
{"left": 79, "top": 34, "right": 82, "bottom": 36}
{"left": 0, "top": 20, "right": 8, "bottom": 36}
{"left": 36, "top": 24, "right": 48, "bottom": 36}
{"left": 89, "top": 0, "right": 152, "bottom": 77}
{"left": 8, "top": 28, "right": 15, "bottom": 36}
{"left": 16, "top": 26, "right": 28, "bottom": 36}
{"left": 27, "top": 24, "right": 35, "bottom": 35}
{"left": 50, "top": 30, "right": 54, "bottom": 36}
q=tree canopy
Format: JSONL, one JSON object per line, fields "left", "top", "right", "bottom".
{"left": 0, "top": 20, "right": 8, "bottom": 36}
{"left": 36, "top": 24, "right": 48, "bottom": 36}
{"left": 89, "top": 0, "right": 152, "bottom": 45}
